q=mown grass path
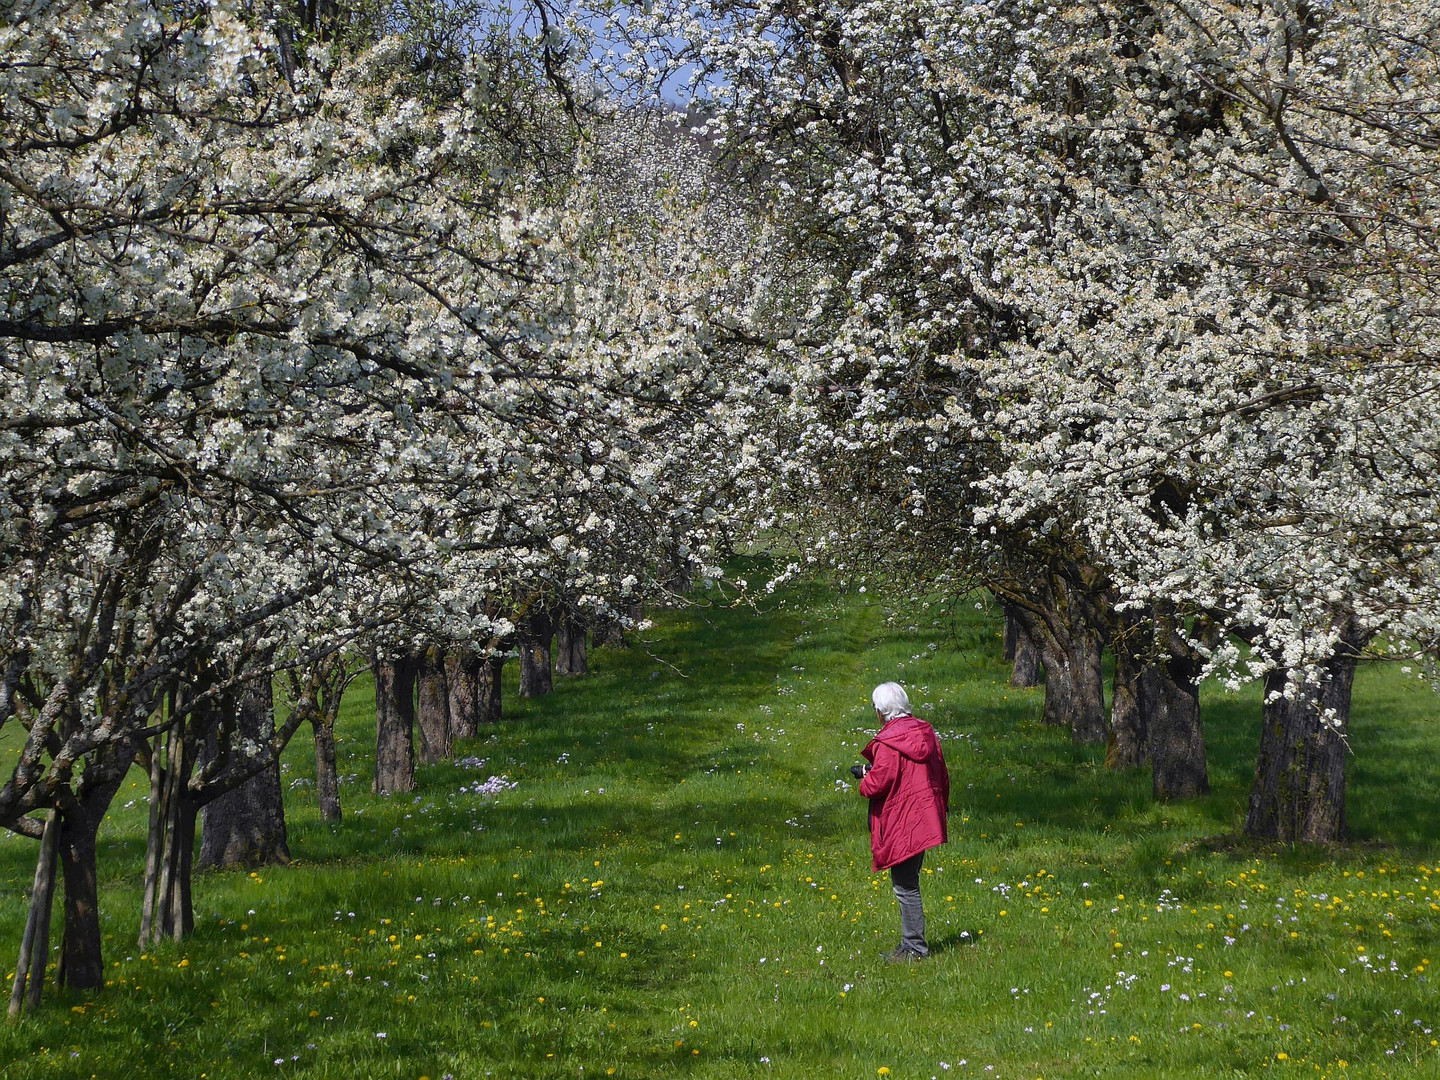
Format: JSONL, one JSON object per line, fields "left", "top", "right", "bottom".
{"left": 2, "top": 580, "right": 1439, "bottom": 1079}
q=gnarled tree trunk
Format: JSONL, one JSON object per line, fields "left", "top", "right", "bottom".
{"left": 1038, "top": 629, "right": 1107, "bottom": 743}
{"left": 555, "top": 611, "right": 588, "bottom": 676}
{"left": 518, "top": 610, "right": 553, "bottom": 698}
{"left": 1107, "top": 626, "right": 1147, "bottom": 770}
{"left": 1245, "top": 630, "right": 1365, "bottom": 843}
{"left": 199, "top": 671, "right": 290, "bottom": 870}
{"left": 477, "top": 654, "right": 503, "bottom": 724}
{"left": 374, "top": 653, "right": 417, "bottom": 794}
{"left": 1008, "top": 573, "right": 1109, "bottom": 745}
{"left": 1140, "top": 610, "right": 1209, "bottom": 806}
{"left": 1004, "top": 603, "right": 1042, "bottom": 688}
{"left": 1143, "top": 646, "right": 1208, "bottom": 801}
{"left": 445, "top": 648, "right": 482, "bottom": 740}
{"left": 416, "top": 645, "right": 451, "bottom": 764}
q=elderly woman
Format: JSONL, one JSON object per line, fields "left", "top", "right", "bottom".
{"left": 854, "top": 681, "right": 950, "bottom": 960}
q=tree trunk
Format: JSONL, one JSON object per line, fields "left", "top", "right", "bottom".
{"left": 592, "top": 614, "right": 625, "bottom": 648}
{"left": 57, "top": 738, "right": 133, "bottom": 991}
{"left": 1244, "top": 634, "right": 1363, "bottom": 843}
{"left": 1107, "top": 633, "right": 1147, "bottom": 770}
{"left": 199, "top": 673, "right": 291, "bottom": 870}
{"left": 477, "top": 654, "right": 503, "bottom": 724}
{"left": 57, "top": 817, "right": 103, "bottom": 990}
{"left": 313, "top": 713, "right": 341, "bottom": 822}
{"left": 162, "top": 798, "right": 198, "bottom": 942}
{"left": 1143, "top": 649, "right": 1208, "bottom": 801}
{"left": 146, "top": 724, "right": 184, "bottom": 945}
{"left": 1037, "top": 630, "right": 1107, "bottom": 743}
{"left": 445, "top": 648, "right": 482, "bottom": 740}
{"left": 9, "top": 808, "right": 59, "bottom": 1018}
{"left": 416, "top": 645, "right": 451, "bottom": 764}
{"left": 1007, "top": 605, "right": 1042, "bottom": 688}
{"left": 142, "top": 713, "right": 200, "bottom": 946}
{"left": 138, "top": 731, "right": 165, "bottom": 948}
{"left": 667, "top": 556, "right": 692, "bottom": 596}
{"left": 518, "top": 610, "right": 553, "bottom": 698}
{"left": 555, "top": 612, "right": 588, "bottom": 676}
{"left": 1009, "top": 576, "right": 1107, "bottom": 743}
{"left": 374, "top": 654, "right": 417, "bottom": 794}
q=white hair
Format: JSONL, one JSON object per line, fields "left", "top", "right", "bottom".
{"left": 871, "top": 682, "right": 912, "bottom": 720}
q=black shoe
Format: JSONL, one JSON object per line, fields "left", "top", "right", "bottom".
{"left": 885, "top": 946, "right": 927, "bottom": 962}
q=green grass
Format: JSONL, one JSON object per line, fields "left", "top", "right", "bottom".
{"left": 2, "top": 576, "right": 1439, "bottom": 1079}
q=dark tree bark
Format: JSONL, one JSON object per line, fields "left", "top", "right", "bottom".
{"left": 9, "top": 808, "right": 59, "bottom": 1018}
{"left": 138, "top": 659, "right": 314, "bottom": 950}
{"left": 374, "top": 653, "right": 417, "bottom": 794}
{"left": 304, "top": 653, "right": 356, "bottom": 824}
{"left": 1142, "top": 645, "right": 1208, "bottom": 801}
{"left": 518, "top": 609, "right": 554, "bottom": 698}
{"left": 477, "top": 654, "right": 504, "bottom": 723}
{"left": 57, "top": 738, "right": 134, "bottom": 990}
{"left": 1006, "top": 604, "right": 1042, "bottom": 688}
{"left": 141, "top": 711, "right": 201, "bottom": 946}
{"left": 1038, "top": 629, "right": 1107, "bottom": 742}
{"left": 199, "top": 672, "right": 291, "bottom": 870}
{"left": 313, "top": 713, "right": 341, "bottom": 822}
{"left": 667, "top": 555, "right": 692, "bottom": 597}
{"left": 1244, "top": 630, "right": 1365, "bottom": 843}
{"left": 1107, "top": 630, "right": 1147, "bottom": 770}
{"left": 591, "top": 615, "right": 624, "bottom": 648}
{"left": 144, "top": 705, "right": 202, "bottom": 945}
{"left": 1008, "top": 574, "right": 1108, "bottom": 744}
{"left": 445, "top": 648, "right": 483, "bottom": 740}
{"left": 416, "top": 645, "right": 452, "bottom": 764}
{"left": 555, "top": 611, "right": 588, "bottom": 676}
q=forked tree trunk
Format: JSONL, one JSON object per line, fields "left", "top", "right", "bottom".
{"left": 199, "top": 673, "right": 290, "bottom": 870}
{"left": 1009, "top": 578, "right": 1108, "bottom": 744}
{"left": 1244, "top": 634, "right": 1363, "bottom": 843}
{"left": 518, "top": 611, "right": 553, "bottom": 698}
{"left": 313, "top": 713, "right": 341, "bottom": 822}
{"left": 9, "top": 808, "right": 59, "bottom": 1018}
{"left": 445, "top": 648, "right": 483, "bottom": 740}
{"left": 416, "top": 646, "right": 451, "bottom": 764}
{"left": 1143, "top": 648, "right": 1208, "bottom": 801}
{"left": 310, "top": 657, "right": 352, "bottom": 823}
{"left": 555, "top": 612, "right": 588, "bottom": 676}
{"left": 1107, "top": 633, "right": 1147, "bottom": 770}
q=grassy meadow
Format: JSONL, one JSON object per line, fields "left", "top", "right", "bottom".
{"left": 2, "top": 577, "right": 1439, "bottom": 1079}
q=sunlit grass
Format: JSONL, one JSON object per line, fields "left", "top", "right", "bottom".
{"left": 2, "top": 577, "right": 1438, "bottom": 1079}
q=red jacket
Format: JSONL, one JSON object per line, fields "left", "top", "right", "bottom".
{"left": 859, "top": 715, "right": 949, "bottom": 871}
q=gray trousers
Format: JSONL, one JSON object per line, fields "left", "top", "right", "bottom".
{"left": 890, "top": 851, "right": 927, "bottom": 955}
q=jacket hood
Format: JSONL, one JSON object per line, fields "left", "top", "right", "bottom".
{"left": 872, "top": 715, "right": 937, "bottom": 762}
